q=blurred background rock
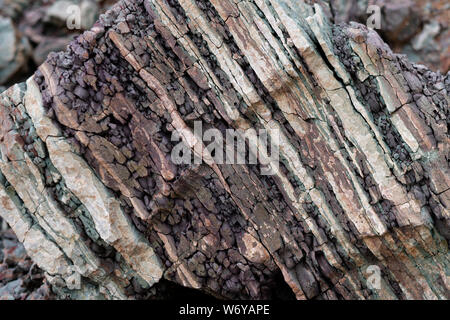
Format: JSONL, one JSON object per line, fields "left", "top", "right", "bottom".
{"left": 0, "top": 0, "right": 116, "bottom": 90}
{"left": 0, "top": 216, "right": 54, "bottom": 299}
{"left": 328, "top": 0, "right": 449, "bottom": 72}
{"left": 0, "top": 0, "right": 448, "bottom": 300}
{"left": 0, "top": 0, "right": 447, "bottom": 93}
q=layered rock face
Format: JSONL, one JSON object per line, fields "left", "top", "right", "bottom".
{"left": 0, "top": 0, "right": 448, "bottom": 300}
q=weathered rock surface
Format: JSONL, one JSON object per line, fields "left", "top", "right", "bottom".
{"left": 0, "top": 0, "right": 448, "bottom": 300}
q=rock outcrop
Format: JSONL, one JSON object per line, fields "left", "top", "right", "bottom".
{"left": 0, "top": 226, "right": 54, "bottom": 300}
{"left": 0, "top": 0, "right": 448, "bottom": 300}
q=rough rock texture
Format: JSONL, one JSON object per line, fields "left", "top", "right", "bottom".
{"left": 0, "top": 0, "right": 448, "bottom": 300}
{"left": 328, "top": 0, "right": 449, "bottom": 72}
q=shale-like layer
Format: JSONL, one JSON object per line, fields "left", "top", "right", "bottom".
{"left": 0, "top": 0, "right": 448, "bottom": 299}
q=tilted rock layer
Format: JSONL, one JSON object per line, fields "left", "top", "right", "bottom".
{"left": 0, "top": 0, "right": 448, "bottom": 299}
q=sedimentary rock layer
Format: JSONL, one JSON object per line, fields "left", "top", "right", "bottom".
{"left": 0, "top": 0, "right": 448, "bottom": 299}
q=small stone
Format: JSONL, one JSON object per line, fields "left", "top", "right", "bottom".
{"left": 117, "top": 21, "right": 130, "bottom": 34}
